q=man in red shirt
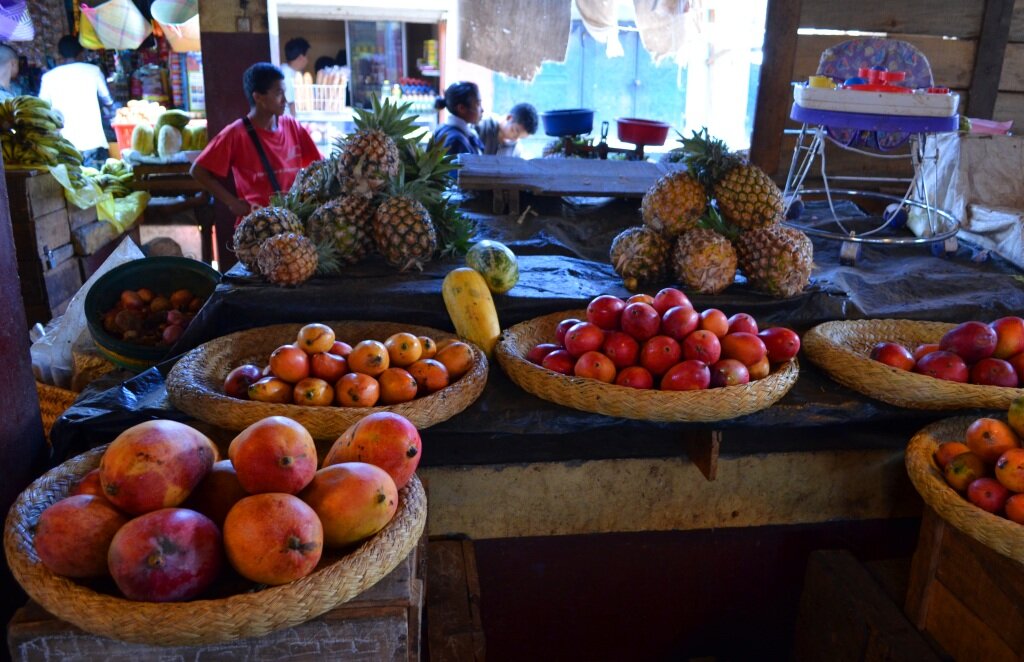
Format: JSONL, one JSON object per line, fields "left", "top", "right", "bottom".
{"left": 191, "top": 62, "right": 320, "bottom": 222}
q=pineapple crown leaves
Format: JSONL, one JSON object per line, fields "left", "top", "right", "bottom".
{"left": 696, "top": 204, "right": 740, "bottom": 242}
{"left": 383, "top": 163, "right": 442, "bottom": 207}
{"left": 313, "top": 236, "right": 343, "bottom": 277}
{"left": 432, "top": 195, "right": 475, "bottom": 258}
{"left": 269, "top": 188, "right": 317, "bottom": 223}
{"left": 680, "top": 127, "right": 743, "bottom": 191}
{"left": 340, "top": 94, "right": 426, "bottom": 151}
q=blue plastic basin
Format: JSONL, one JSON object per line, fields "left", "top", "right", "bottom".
{"left": 540, "top": 109, "right": 595, "bottom": 137}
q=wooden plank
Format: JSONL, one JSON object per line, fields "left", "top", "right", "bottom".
{"left": 968, "top": 0, "right": 1016, "bottom": 118}
{"left": 750, "top": 0, "right": 803, "bottom": 177}
{"left": 792, "top": 550, "right": 941, "bottom": 662}
{"left": 71, "top": 221, "right": 124, "bottom": 257}
{"left": 793, "top": 34, "right": 976, "bottom": 89}
{"left": 993, "top": 89, "right": 1024, "bottom": 126}
{"left": 5, "top": 170, "right": 66, "bottom": 221}
{"left": 42, "top": 258, "right": 82, "bottom": 310}
{"left": 1001, "top": 42, "right": 1024, "bottom": 92}
{"left": 682, "top": 429, "right": 720, "bottom": 482}
{"left": 11, "top": 206, "right": 71, "bottom": 263}
{"left": 925, "top": 582, "right": 1018, "bottom": 662}
{"left": 46, "top": 243, "right": 75, "bottom": 271}
{"left": 1007, "top": 2, "right": 1024, "bottom": 42}
{"left": 457, "top": 155, "right": 686, "bottom": 197}
{"left": 77, "top": 227, "right": 141, "bottom": 281}
{"left": 67, "top": 204, "right": 98, "bottom": 232}
{"left": 427, "top": 538, "right": 486, "bottom": 662}
{"left": 799, "top": 0, "right": 986, "bottom": 38}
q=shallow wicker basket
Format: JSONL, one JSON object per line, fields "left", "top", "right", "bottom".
{"left": 35, "top": 381, "right": 78, "bottom": 442}
{"left": 3, "top": 444, "right": 427, "bottom": 646}
{"left": 906, "top": 416, "right": 1024, "bottom": 564}
{"left": 804, "top": 319, "right": 1024, "bottom": 410}
{"left": 496, "top": 309, "right": 799, "bottom": 422}
{"left": 167, "top": 321, "right": 488, "bottom": 439}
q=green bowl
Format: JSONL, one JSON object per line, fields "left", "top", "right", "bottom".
{"left": 85, "top": 257, "right": 220, "bottom": 371}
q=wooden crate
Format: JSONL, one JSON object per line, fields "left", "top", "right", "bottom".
{"left": 905, "top": 506, "right": 1024, "bottom": 662}
{"left": 7, "top": 540, "right": 424, "bottom": 661}
{"left": 427, "top": 538, "right": 485, "bottom": 661}
{"left": 6, "top": 170, "right": 66, "bottom": 222}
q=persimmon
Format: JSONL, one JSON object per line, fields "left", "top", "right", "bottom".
{"left": 436, "top": 341, "right": 475, "bottom": 380}
{"left": 409, "top": 359, "right": 450, "bottom": 395}
{"left": 378, "top": 368, "right": 419, "bottom": 405}
{"left": 335, "top": 373, "right": 380, "bottom": 407}
{"left": 347, "top": 340, "right": 390, "bottom": 377}
{"left": 418, "top": 336, "right": 437, "bottom": 359}
{"left": 384, "top": 333, "right": 422, "bottom": 367}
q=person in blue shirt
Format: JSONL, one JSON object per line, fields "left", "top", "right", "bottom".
{"left": 432, "top": 81, "right": 484, "bottom": 158}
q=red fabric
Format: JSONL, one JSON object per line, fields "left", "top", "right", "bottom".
{"left": 194, "top": 114, "right": 320, "bottom": 209}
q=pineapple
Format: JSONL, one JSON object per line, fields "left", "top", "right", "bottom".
{"left": 291, "top": 155, "right": 341, "bottom": 207}
{"left": 256, "top": 232, "right": 319, "bottom": 286}
{"left": 681, "top": 128, "right": 784, "bottom": 230}
{"left": 672, "top": 228, "right": 738, "bottom": 295}
{"left": 306, "top": 195, "right": 374, "bottom": 265}
{"left": 337, "top": 95, "right": 421, "bottom": 198}
{"left": 609, "top": 226, "right": 671, "bottom": 291}
{"left": 641, "top": 171, "right": 707, "bottom": 238}
{"left": 373, "top": 173, "right": 438, "bottom": 271}
{"left": 232, "top": 206, "right": 304, "bottom": 271}
{"left": 734, "top": 225, "right": 814, "bottom": 298}
{"left": 402, "top": 139, "right": 473, "bottom": 257}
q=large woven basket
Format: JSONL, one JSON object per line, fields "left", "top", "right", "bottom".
{"left": 496, "top": 309, "right": 799, "bottom": 422}
{"left": 804, "top": 319, "right": 1024, "bottom": 410}
{"left": 4, "top": 444, "right": 427, "bottom": 646}
{"left": 906, "top": 416, "right": 1024, "bottom": 564}
{"left": 167, "top": 321, "right": 488, "bottom": 439}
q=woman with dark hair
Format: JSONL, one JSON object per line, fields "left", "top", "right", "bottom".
{"left": 432, "top": 81, "right": 484, "bottom": 158}
{"left": 314, "top": 56, "right": 335, "bottom": 75}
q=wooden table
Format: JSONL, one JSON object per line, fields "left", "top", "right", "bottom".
{"left": 130, "top": 162, "right": 216, "bottom": 264}
{"left": 456, "top": 154, "right": 687, "bottom": 214}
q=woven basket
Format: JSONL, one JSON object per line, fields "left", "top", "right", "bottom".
{"left": 496, "top": 309, "right": 799, "bottom": 422}
{"left": 167, "top": 321, "right": 488, "bottom": 439}
{"left": 906, "top": 416, "right": 1024, "bottom": 564}
{"left": 4, "top": 444, "right": 427, "bottom": 646}
{"left": 804, "top": 319, "right": 1024, "bottom": 410}
{"left": 36, "top": 382, "right": 78, "bottom": 442}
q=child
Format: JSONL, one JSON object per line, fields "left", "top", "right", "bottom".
{"left": 433, "top": 81, "right": 484, "bottom": 158}
{"left": 476, "top": 103, "right": 539, "bottom": 158}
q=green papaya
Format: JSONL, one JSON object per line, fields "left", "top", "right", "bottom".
{"left": 130, "top": 124, "right": 155, "bottom": 155}
{"left": 157, "top": 125, "right": 183, "bottom": 159}
{"left": 156, "top": 109, "right": 190, "bottom": 130}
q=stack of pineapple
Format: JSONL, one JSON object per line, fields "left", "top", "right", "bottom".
{"left": 610, "top": 129, "right": 813, "bottom": 298}
{"left": 232, "top": 96, "right": 473, "bottom": 286}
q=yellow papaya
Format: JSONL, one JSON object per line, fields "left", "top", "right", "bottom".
{"left": 442, "top": 267, "right": 500, "bottom": 358}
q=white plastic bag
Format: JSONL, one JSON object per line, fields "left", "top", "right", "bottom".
{"left": 30, "top": 236, "right": 146, "bottom": 389}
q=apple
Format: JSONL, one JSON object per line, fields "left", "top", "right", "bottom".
{"left": 698, "top": 309, "right": 729, "bottom": 338}
{"left": 727, "top": 313, "right": 758, "bottom": 335}
{"left": 682, "top": 330, "right": 722, "bottom": 364}
{"left": 541, "top": 349, "right": 574, "bottom": 375}
{"left": 554, "top": 318, "right": 581, "bottom": 346}
{"left": 224, "top": 364, "right": 263, "bottom": 399}
{"left": 574, "top": 351, "right": 617, "bottom": 383}
{"left": 710, "top": 359, "right": 750, "bottom": 387}
{"left": 939, "top": 321, "right": 997, "bottom": 363}
{"left": 310, "top": 352, "right": 348, "bottom": 383}
{"left": 967, "top": 477, "right": 1010, "bottom": 514}
{"left": 661, "top": 306, "right": 700, "bottom": 342}
{"left": 615, "top": 366, "right": 654, "bottom": 389}
{"left": 720, "top": 332, "right": 767, "bottom": 367}
{"left": 970, "top": 358, "right": 1019, "bottom": 387}
{"left": 639, "top": 336, "right": 682, "bottom": 377}
{"left": 586, "top": 295, "right": 626, "bottom": 330}
{"left": 527, "top": 343, "right": 561, "bottom": 364}
{"left": 870, "top": 342, "right": 915, "bottom": 371}
{"left": 564, "top": 322, "right": 605, "bottom": 357}
{"left": 652, "top": 288, "right": 692, "bottom": 316}
{"left": 991, "top": 317, "right": 1024, "bottom": 359}
{"left": 660, "top": 360, "right": 710, "bottom": 391}
{"left": 602, "top": 331, "right": 640, "bottom": 369}
{"left": 620, "top": 302, "right": 661, "bottom": 342}
{"left": 758, "top": 328, "right": 801, "bottom": 363}
{"left": 915, "top": 350, "right": 969, "bottom": 382}
{"left": 912, "top": 343, "right": 941, "bottom": 362}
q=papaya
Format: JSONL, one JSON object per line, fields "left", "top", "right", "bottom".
{"left": 130, "top": 124, "right": 154, "bottom": 155}
{"left": 155, "top": 109, "right": 190, "bottom": 131}
{"left": 442, "top": 267, "right": 500, "bottom": 358}
{"left": 157, "top": 125, "right": 183, "bottom": 159}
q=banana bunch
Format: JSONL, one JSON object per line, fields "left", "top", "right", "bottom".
{"left": 93, "top": 158, "right": 134, "bottom": 198}
{"left": 0, "top": 96, "right": 84, "bottom": 170}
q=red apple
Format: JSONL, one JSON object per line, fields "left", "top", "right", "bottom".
{"left": 620, "top": 302, "right": 662, "bottom": 342}
{"left": 541, "top": 349, "right": 574, "bottom": 375}
{"left": 310, "top": 352, "right": 348, "bottom": 383}
{"left": 915, "top": 350, "right": 969, "bottom": 382}
{"left": 758, "top": 327, "right": 801, "bottom": 363}
{"left": 586, "top": 295, "right": 626, "bottom": 330}
{"left": 661, "top": 306, "right": 700, "bottom": 341}
{"left": 555, "top": 318, "right": 581, "bottom": 346}
{"left": 574, "top": 351, "right": 617, "bottom": 383}
{"left": 991, "top": 317, "right": 1024, "bottom": 359}
{"left": 602, "top": 331, "right": 640, "bottom": 369}
{"left": 727, "top": 313, "right": 758, "bottom": 335}
{"left": 640, "top": 335, "right": 682, "bottom": 377}
{"left": 710, "top": 359, "right": 750, "bottom": 387}
{"left": 720, "top": 332, "right": 768, "bottom": 367}
{"left": 526, "top": 343, "right": 561, "bottom": 364}
{"left": 564, "top": 322, "right": 605, "bottom": 357}
{"left": 660, "top": 360, "right": 710, "bottom": 391}
{"left": 912, "top": 343, "right": 941, "bottom": 362}
{"left": 940, "top": 321, "right": 997, "bottom": 363}
{"left": 870, "top": 342, "right": 915, "bottom": 371}
{"left": 698, "top": 309, "right": 729, "bottom": 338}
{"left": 970, "top": 357, "right": 1019, "bottom": 387}
{"left": 682, "top": 330, "right": 722, "bottom": 364}
{"left": 224, "top": 364, "right": 263, "bottom": 399}
{"left": 615, "top": 366, "right": 654, "bottom": 389}
{"left": 652, "top": 288, "right": 692, "bottom": 316}
{"left": 967, "top": 477, "right": 1010, "bottom": 514}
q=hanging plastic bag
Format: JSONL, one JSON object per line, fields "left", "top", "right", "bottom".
{"left": 77, "top": 6, "right": 104, "bottom": 50}
{"left": 151, "top": 0, "right": 201, "bottom": 53}
{"left": 49, "top": 163, "right": 101, "bottom": 210}
{"left": 97, "top": 190, "right": 149, "bottom": 233}
{"left": 80, "top": 0, "right": 152, "bottom": 51}
{"left": 0, "top": 0, "right": 34, "bottom": 41}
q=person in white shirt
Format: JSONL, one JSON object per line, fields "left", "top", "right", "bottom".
{"left": 280, "top": 37, "right": 310, "bottom": 116}
{"left": 38, "top": 36, "right": 114, "bottom": 166}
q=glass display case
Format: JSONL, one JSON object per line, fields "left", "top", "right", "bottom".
{"left": 348, "top": 20, "right": 405, "bottom": 109}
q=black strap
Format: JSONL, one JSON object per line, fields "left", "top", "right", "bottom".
{"left": 242, "top": 116, "right": 281, "bottom": 193}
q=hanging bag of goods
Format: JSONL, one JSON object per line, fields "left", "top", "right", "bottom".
{"left": 0, "top": 0, "right": 34, "bottom": 42}
{"left": 80, "top": 0, "right": 152, "bottom": 51}
{"left": 151, "top": 0, "right": 200, "bottom": 53}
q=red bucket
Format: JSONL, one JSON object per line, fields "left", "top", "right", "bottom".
{"left": 113, "top": 123, "right": 137, "bottom": 152}
{"left": 616, "top": 118, "right": 670, "bottom": 146}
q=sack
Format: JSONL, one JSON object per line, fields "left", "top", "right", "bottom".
{"left": 151, "top": 0, "right": 200, "bottom": 53}
{"left": 0, "top": 0, "right": 34, "bottom": 41}
{"left": 80, "top": 0, "right": 152, "bottom": 51}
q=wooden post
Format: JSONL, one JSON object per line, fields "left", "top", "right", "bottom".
{"left": 750, "top": 0, "right": 803, "bottom": 177}
{"left": 682, "top": 429, "right": 721, "bottom": 481}
{"left": 966, "top": 0, "right": 1015, "bottom": 119}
